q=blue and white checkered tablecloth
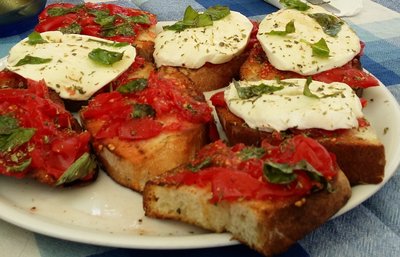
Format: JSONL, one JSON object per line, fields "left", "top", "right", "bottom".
{"left": 0, "top": 1, "right": 399, "bottom": 257}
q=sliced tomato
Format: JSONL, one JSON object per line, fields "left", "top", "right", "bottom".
{"left": 163, "top": 136, "right": 336, "bottom": 202}
{"left": 117, "top": 118, "right": 163, "bottom": 140}
{"left": 81, "top": 24, "right": 102, "bottom": 37}
{"left": 211, "top": 168, "right": 264, "bottom": 203}
{"left": 35, "top": 13, "right": 78, "bottom": 32}
{"left": 210, "top": 91, "right": 226, "bottom": 107}
{"left": 0, "top": 70, "right": 26, "bottom": 88}
{"left": 250, "top": 41, "right": 378, "bottom": 89}
{"left": 38, "top": 3, "right": 76, "bottom": 20}
{"left": 265, "top": 135, "right": 338, "bottom": 179}
{"left": 312, "top": 62, "right": 379, "bottom": 89}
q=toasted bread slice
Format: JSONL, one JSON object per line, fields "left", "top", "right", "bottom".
{"left": 143, "top": 137, "right": 352, "bottom": 257}
{"left": 84, "top": 120, "right": 207, "bottom": 192}
{"left": 144, "top": 171, "right": 350, "bottom": 256}
{"left": 158, "top": 52, "right": 249, "bottom": 93}
{"left": 215, "top": 105, "right": 385, "bottom": 185}
{"left": 80, "top": 70, "right": 212, "bottom": 192}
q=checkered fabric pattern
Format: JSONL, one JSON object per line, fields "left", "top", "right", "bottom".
{"left": 0, "top": 1, "right": 399, "bottom": 257}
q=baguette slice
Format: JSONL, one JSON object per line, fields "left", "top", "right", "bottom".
{"left": 143, "top": 138, "right": 352, "bottom": 257}
{"left": 80, "top": 71, "right": 212, "bottom": 192}
{"left": 215, "top": 105, "right": 385, "bottom": 185}
{"left": 85, "top": 121, "right": 207, "bottom": 192}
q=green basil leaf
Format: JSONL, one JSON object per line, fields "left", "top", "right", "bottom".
{"left": 59, "top": 22, "right": 82, "bottom": 34}
{"left": 238, "top": 147, "right": 266, "bottom": 160}
{"left": 87, "top": 39, "right": 129, "bottom": 48}
{"left": 263, "top": 159, "right": 324, "bottom": 185}
{"left": 47, "top": 4, "right": 84, "bottom": 17}
{"left": 187, "top": 157, "right": 212, "bottom": 172}
{"left": 308, "top": 13, "right": 344, "bottom": 37}
{"left": 267, "top": 20, "right": 295, "bottom": 36}
{"left": 132, "top": 103, "right": 156, "bottom": 119}
{"left": 303, "top": 77, "right": 319, "bottom": 98}
{"left": 204, "top": 5, "right": 230, "bottom": 21}
{"left": 27, "top": 32, "right": 48, "bottom": 45}
{"left": 311, "top": 38, "right": 330, "bottom": 57}
{"left": 183, "top": 5, "right": 199, "bottom": 25}
{"left": 110, "top": 42, "right": 130, "bottom": 47}
{"left": 95, "top": 15, "right": 116, "bottom": 27}
{"left": 102, "top": 23, "right": 135, "bottom": 37}
{"left": 0, "top": 115, "right": 19, "bottom": 134}
{"left": 55, "top": 152, "right": 97, "bottom": 186}
{"left": 263, "top": 162, "right": 298, "bottom": 184}
{"left": 196, "top": 13, "right": 213, "bottom": 27}
{"left": 234, "top": 80, "right": 284, "bottom": 99}
{"left": 88, "top": 9, "right": 110, "bottom": 19}
{"left": 279, "top": 0, "right": 310, "bottom": 11}
{"left": 15, "top": 55, "right": 52, "bottom": 67}
{"left": 88, "top": 48, "right": 124, "bottom": 65}
{"left": 7, "top": 158, "right": 31, "bottom": 173}
{"left": 164, "top": 5, "right": 230, "bottom": 32}
{"left": 125, "top": 14, "right": 151, "bottom": 24}
{"left": 163, "top": 21, "right": 188, "bottom": 32}
{"left": 0, "top": 128, "right": 36, "bottom": 152}
{"left": 117, "top": 78, "right": 148, "bottom": 93}
{"left": 301, "top": 37, "right": 330, "bottom": 58}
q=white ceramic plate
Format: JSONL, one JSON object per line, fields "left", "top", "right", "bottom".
{"left": 0, "top": 56, "right": 399, "bottom": 249}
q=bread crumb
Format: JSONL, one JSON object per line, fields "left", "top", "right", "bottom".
{"left": 107, "top": 144, "right": 116, "bottom": 151}
{"left": 294, "top": 198, "right": 306, "bottom": 207}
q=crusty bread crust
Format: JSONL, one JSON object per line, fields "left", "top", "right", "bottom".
{"left": 143, "top": 170, "right": 351, "bottom": 256}
{"left": 86, "top": 123, "right": 208, "bottom": 192}
{"left": 158, "top": 52, "right": 249, "bottom": 93}
{"left": 215, "top": 106, "right": 385, "bottom": 185}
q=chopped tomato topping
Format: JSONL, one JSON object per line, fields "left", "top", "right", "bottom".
{"left": 36, "top": 3, "right": 157, "bottom": 44}
{"left": 312, "top": 62, "right": 379, "bottom": 89}
{"left": 81, "top": 72, "right": 212, "bottom": 141}
{"left": 210, "top": 91, "right": 226, "bottom": 107}
{"left": 249, "top": 42, "right": 379, "bottom": 89}
{"left": 0, "top": 70, "right": 26, "bottom": 89}
{"left": 0, "top": 81, "right": 91, "bottom": 181}
{"left": 357, "top": 118, "right": 370, "bottom": 128}
{"left": 164, "top": 135, "right": 338, "bottom": 202}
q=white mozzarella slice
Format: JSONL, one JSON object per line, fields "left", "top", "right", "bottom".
{"left": 257, "top": 5, "right": 361, "bottom": 75}
{"left": 7, "top": 31, "right": 136, "bottom": 101}
{"left": 153, "top": 11, "right": 253, "bottom": 69}
{"left": 225, "top": 78, "right": 363, "bottom": 132}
